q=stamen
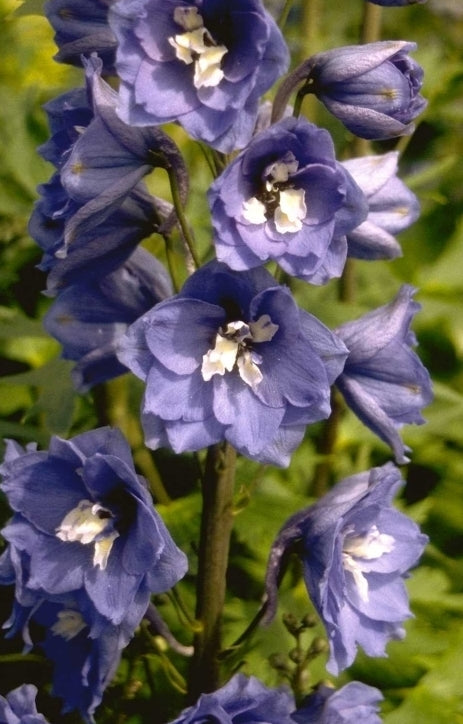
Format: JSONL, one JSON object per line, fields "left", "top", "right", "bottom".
{"left": 51, "top": 609, "right": 86, "bottom": 641}
{"left": 56, "top": 499, "right": 119, "bottom": 570}
{"left": 342, "top": 525, "right": 395, "bottom": 602}
{"left": 241, "top": 153, "right": 306, "bottom": 233}
{"left": 201, "top": 315, "right": 279, "bottom": 388}
{"left": 169, "top": 6, "right": 227, "bottom": 89}
{"left": 274, "top": 188, "right": 307, "bottom": 233}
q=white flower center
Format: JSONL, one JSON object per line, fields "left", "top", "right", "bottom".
{"left": 242, "top": 152, "right": 307, "bottom": 234}
{"left": 168, "top": 6, "right": 228, "bottom": 89}
{"left": 56, "top": 499, "right": 119, "bottom": 570}
{"left": 342, "top": 524, "right": 395, "bottom": 603}
{"left": 51, "top": 609, "right": 86, "bottom": 641}
{"left": 201, "top": 314, "right": 279, "bottom": 390}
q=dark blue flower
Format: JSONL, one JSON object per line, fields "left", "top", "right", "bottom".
{"left": 45, "top": 0, "right": 117, "bottom": 70}
{"left": 30, "top": 179, "right": 167, "bottom": 295}
{"left": 0, "top": 684, "right": 49, "bottom": 724}
{"left": 208, "top": 117, "right": 367, "bottom": 283}
{"left": 335, "top": 285, "right": 432, "bottom": 463}
{"left": 264, "top": 463, "right": 428, "bottom": 674}
{"left": 292, "top": 682, "right": 383, "bottom": 724}
{"left": 169, "top": 673, "right": 295, "bottom": 724}
{"left": 342, "top": 151, "right": 420, "bottom": 260}
{"left": 1, "top": 586, "right": 136, "bottom": 724}
{"left": 309, "top": 41, "right": 427, "bottom": 139}
{"left": 0, "top": 427, "right": 187, "bottom": 626}
{"left": 108, "top": 0, "right": 290, "bottom": 152}
{"left": 43, "top": 247, "right": 173, "bottom": 391}
{"left": 29, "top": 55, "right": 185, "bottom": 283}
{"left": 117, "top": 261, "right": 348, "bottom": 466}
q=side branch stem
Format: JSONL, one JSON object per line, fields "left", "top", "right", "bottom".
{"left": 166, "top": 164, "right": 201, "bottom": 271}
{"left": 188, "top": 441, "right": 237, "bottom": 699}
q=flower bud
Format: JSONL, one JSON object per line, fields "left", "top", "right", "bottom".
{"left": 309, "top": 41, "right": 426, "bottom": 139}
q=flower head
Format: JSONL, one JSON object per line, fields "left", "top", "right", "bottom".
{"left": 109, "top": 0, "right": 290, "bottom": 152}
{"left": 0, "top": 583, "right": 135, "bottom": 724}
{"left": 292, "top": 682, "right": 383, "bottom": 724}
{"left": 0, "top": 427, "right": 187, "bottom": 626}
{"left": 29, "top": 54, "right": 185, "bottom": 286}
{"left": 342, "top": 151, "right": 420, "bottom": 260}
{"left": 45, "top": 0, "right": 117, "bottom": 70}
{"left": 209, "top": 117, "right": 367, "bottom": 283}
{"left": 117, "top": 261, "right": 348, "bottom": 466}
{"left": 309, "top": 41, "right": 427, "bottom": 139}
{"left": 44, "top": 247, "right": 173, "bottom": 391}
{"left": 264, "top": 463, "right": 428, "bottom": 674}
{"left": 335, "top": 285, "right": 433, "bottom": 463}
{"left": 169, "top": 674, "right": 295, "bottom": 724}
{"left": 0, "top": 684, "right": 49, "bottom": 724}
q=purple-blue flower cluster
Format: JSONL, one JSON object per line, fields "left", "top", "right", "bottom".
{"left": 2, "top": 0, "right": 434, "bottom": 718}
{"left": 264, "top": 463, "right": 428, "bottom": 674}
{"left": 0, "top": 427, "right": 187, "bottom": 720}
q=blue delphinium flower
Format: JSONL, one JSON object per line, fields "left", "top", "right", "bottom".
{"left": 45, "top": 0, "right": 117, "bottom": 70}
{"left": 30, "top": 180, "right": 169, "bottom": 295}
{"left": 208, "top": 117, "right": 367, "bottom": 284}
{"left": 29, "top": 54, "right": 185, "bottom": 283}
{"left": 0, "top": 684, "right": 49, "bottom": 724}
{"left": 308, "top": 41, "right": 427, "bottom": 139}
{"left": 169, "top": 673, "right": 295, "bottom": 724}
{"left": 342, "top": 151, "right": 420, "bottom": 260}
{"left": 43, "top": 247, "right": 173, "bottom": 391}
{"left": 108, "top": 0, "right": 290, "bottom": 152}
{"left": 292, "top": 682, "right": 383, "bottom": 724}
{"left": 264, "top": 463, "right": 428, "bottom": 675}
{"left": 0, "top": 582, "right": 137, "bottom": 723}
{"left": 335, "top": 285, "right": 433, "bottom": 463}
{"left": 57, "top": 54, "right": 186, "bottom": 258}
{"left": 0, "top": 427, "right": 188, "bottom": 626}
{"left": 117, "top": 261, "right": 348, "bottom": 466}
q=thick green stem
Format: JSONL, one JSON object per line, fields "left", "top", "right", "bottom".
{"left": 312, "top": 389, "right": 344, "bottom": 497}
{"left": 188, "top": 442, "right": 237, "bottom": 699}
{"left": 360, "top": 2, "right": 383, "bottom": 44}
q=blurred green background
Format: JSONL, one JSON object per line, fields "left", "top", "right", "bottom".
{"left": 0, "top": 0, "right": 462, "bottom": 722}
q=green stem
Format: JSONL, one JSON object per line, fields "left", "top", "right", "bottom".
{"left": 301, "top": 0, "right": 322, "bottom": 58}
{"left": 338, "top": 257, "right": 357, "bottom": 304}
{"left": 360, "top": 2, "right": 383, "bottom": 44}
{"left": 312, "top": 389, "right": 344, "bottom": 497}
{"left": 166, "top": 164, "right": 201, "bottom": 271}
{"left": 188, "top": 441, "right": 237, "bottom": 700}
{"left": 278, "top": 0, "right": 295, "bottom": 30}
{"left": 163, "top": 232, "right": 181, "bottom": 293}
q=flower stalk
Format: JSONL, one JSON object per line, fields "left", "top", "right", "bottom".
{"left": 188, "top": 441, "right": 237, "bottom": 699}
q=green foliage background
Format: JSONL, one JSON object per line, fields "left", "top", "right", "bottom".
{"left": 0, "top": 0, "right": 462, "bottom": 722}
